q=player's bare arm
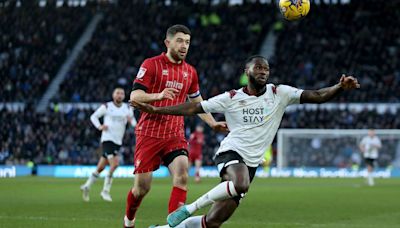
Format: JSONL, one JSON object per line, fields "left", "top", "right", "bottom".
{"left": 300, "top": 74, "right": 360, "bottom": 104}
{"left": 189, "top": 95, "right": 229, "bottom": 132}
{"left": 131, "top": 100, "right": 204, "bottom": 116}
{"left": 130, "top": 87, "right": 179, "bottom": 104}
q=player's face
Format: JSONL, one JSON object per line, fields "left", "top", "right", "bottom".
{"left": 368, "top": 130, "right": 375, "bottom": 137}
{"left": 113, "top": 89, "right": 125, "bottom": 104}
{"left": 165, "top": 32, "right": 191, "bottom": 61}
{"left": 246, "top": 58, "right": 270, "bottom": 88}
{"left": 196, "top": 125, "right": 204, "bottom": 133}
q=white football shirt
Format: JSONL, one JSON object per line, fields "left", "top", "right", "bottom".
{"left": 201, "top": 84, "right": 303, "bottom": 167}
{"left": 90, "top": 102, "right": 136, "bottom": 145}
{"left": 360, "top": 136, "right": 381, "bottom": 159}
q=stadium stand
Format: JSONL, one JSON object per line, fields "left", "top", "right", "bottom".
{"left": 1, "top": 0, "right": 399, "bottom": 168}
{"left": 0, "top": 1, "right": 92, "bottom": 102}
{"left": 1, "top": 106, "right": 398, "bottom": 166}
{"left": 271, "top": 0, "right": 400, "bottom": 102}
{"left": 53, "top": 1, "right": 274, "bottom": 102}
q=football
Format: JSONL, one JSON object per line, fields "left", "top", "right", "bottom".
{"left": 279, "top": 0, "right": 311, "bottom": 21}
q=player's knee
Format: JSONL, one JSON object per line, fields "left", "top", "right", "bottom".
{"left": 134, "top": 183, "right": 151, "bottom": 197}
{"left": 111, "top": 164, "right": 119, "bottom": 171}
{"left": 206, "top": 216, "right": 223, "bottom": 228}
{"left": 173, "top": 172, "right": 188, "bottom": 186}
{"left": 233, "top": 180, "right": 250, "bottom": 195}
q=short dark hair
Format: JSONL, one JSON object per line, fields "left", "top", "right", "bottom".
{"left": 166, "top": 24, "right": 191, "bottom": 38}
{"left": 246, "top": 55, "right": 267, "bottom": 64}
{"left": 245, "top": 55, "right": 268, "bottom": 68}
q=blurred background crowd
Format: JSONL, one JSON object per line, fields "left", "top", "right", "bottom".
{"left": 1, "top": 0, "right": 399, "bottom": 168}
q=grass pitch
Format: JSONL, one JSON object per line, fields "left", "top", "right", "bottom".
{"left": 0, "top": 177, "right": 399, "bottom": 228}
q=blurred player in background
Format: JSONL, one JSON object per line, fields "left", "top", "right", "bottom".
{"left": 80, "top": 88, "right": 136, "bottom": 202}
{"left": 359, "top": 129, "right": 382, "bottom": 186}
{"left": 124, "top": 24, "right": 227, "bottom": 228}
{"left": 133, "top": 55, "right": 360, "bottom": 228}
{"left": 189, "top": 125, "right": 205, "bottom": 183}
{"left": 262, "top": 145, "right": 273, "bottom": 173}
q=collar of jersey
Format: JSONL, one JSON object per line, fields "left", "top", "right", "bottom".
{"left": 242, "top": 86, "right": 267, "bottom": 97}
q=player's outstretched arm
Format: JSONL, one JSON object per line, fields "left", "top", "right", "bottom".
{"left": 300, "top": 74, "right": 360, "bottom": 104}
{"left": 131, "top": 100, "right": 205, "bottom": 116}
{"left": 130, "top": 88, "right": 179, "bottom": 104}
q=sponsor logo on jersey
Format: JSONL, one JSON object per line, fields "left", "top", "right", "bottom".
{"left": 242, "top": 107, "right": 267, "bottom": 123}
{"left": 162, "top": 69, "right": 168, "bottom": 76}
{"left": 166, "top": 80, "right": 183, "bottom": 90}
{"left": 136, "top": 67, "right": 147, "bottom": 79}
{"left": 183, "top": 72, "right": 188, "bottom": 79}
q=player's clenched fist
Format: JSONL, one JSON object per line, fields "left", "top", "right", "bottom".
{"left": 157, "top": 88, "right": 180, "bottom": 100}
{"left": 339, "top": 74, "right": 360, "bottom": 90}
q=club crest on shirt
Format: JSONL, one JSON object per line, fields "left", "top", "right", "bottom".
{"left": 239, "top": 100, "right": 247, "bottom": 105}
{"left": 162, "top": 69, "right": 168, "bottom": 76}
{"left": 136, "top": 67, "right": 147, "bottom": 79}
{"left": 183, "top": 72, "right": 188, "bottom": 79}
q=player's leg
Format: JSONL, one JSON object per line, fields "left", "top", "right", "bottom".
{"left": 124, "top": 135, "right": 163, "bottom": 227}
{"left": 166, "top": 152, "right": 189, "bottom": 213}
{"left": 163, "top": 137, "right": 191, "bottom": 213}
{"left": 80, "top": 155, "right": 108, "bottom": 202}
{"left": 194, "top": 158, "right": 202, "bottom": 183}
{"left": 366, "top": 159, "right": 375, "bottom": 186}
{"left": 167, "top": 151, "right": 254, "bottom": 227}
{"left": 125, "top": 172, "right": 153, "bottom": 227}
{"left": 101, "top": 154, "right": 120, "bottom": 201}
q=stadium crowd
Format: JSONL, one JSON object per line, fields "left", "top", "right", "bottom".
{"left": 2, "top": 0, "right": 399, "bottom": 168}
{"left": 53, "top": 1, "right": 274, "bottom": 102}
{"left": 271, "top": 0, "right": 400, "bottom": 102}
{"left": 0, "top": 1, "right": 92, "bottom": 102}
{"left": 1, "top": 106, "right": 399, "bottom": 167}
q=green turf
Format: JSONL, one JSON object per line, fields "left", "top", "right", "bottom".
{"left": 0, "top": 177, "right": 399, "bottom": 228}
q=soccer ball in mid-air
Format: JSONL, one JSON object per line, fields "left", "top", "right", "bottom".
{"left": 279, "top": 0, "right": 310, "bottom": 21}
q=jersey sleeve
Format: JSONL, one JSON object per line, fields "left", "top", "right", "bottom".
{"left": 90, "top": 104, "right": 107, "bottom": 129}
{"left": 200, "top": 92, "right": 230, "bottom": 113}
{"left": 188, "top": 68, "right": 200, "bottom": 98}
{"left": 133, "top": 59, "right": 155, "bottom": 90}
{"left": 128, "top": 106, "right": 137, "bottom": 127}
{"left": 277, "top": 85, "right": 304, "bottom": 106}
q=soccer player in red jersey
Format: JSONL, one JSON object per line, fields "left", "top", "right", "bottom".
{"left": 123, "top": 24, "right": 228, "bottom": 228}
{"left": 189, "top": 125, "right": 205, "bottom": 183}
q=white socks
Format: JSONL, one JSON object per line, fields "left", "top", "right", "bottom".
{"left": 186, "top": 181, "right": 237, "bottom": 214}
{"left": 367, "top": 172, "right": 374, "bottom": 186}
{"left": 103, "top": 175, "right": 113, "bottom": 192}
{"left": 84, "top": 171, "right": 99, "bottom": 188}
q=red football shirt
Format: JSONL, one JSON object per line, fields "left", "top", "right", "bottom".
{"left": 189, "top": 131, "right": 204, "bottom": 153}
{"left": 133, "top": 53, "right": 200, "bottom": 139}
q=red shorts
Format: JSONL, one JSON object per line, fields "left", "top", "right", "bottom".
{"left": 134, "top": 135, "right": 188, "bottom": 174}
{"left": 189, "top": 150, "right": 202, "bottom": 163}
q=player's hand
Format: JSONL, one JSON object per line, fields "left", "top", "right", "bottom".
{"left": 157, "top": 88, "right": 180, "bottom": 100}
{"left": 339, "top": 74, "right": 360, "bottom": 90}
{"left": 211, "top": 121, "right": 229, "bottom": 133}
{"left": 130, "top": 100, "right": 158, "bottom": 114}
{"left": 99, "top": 125, "right": 108, "bottom": 131}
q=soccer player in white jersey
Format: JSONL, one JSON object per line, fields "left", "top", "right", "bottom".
{"left": 80, "top": 88, "right": 137, "bottom": 202}
{"left": 133, "top": 56, "right": 360, "bottom": 228}
{"left": 359, "top": 129, "right": 382, "bottom": 186}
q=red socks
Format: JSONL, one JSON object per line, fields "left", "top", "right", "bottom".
{"left": 168, "top": 186, "right": 187, "bottom": 213}
{"left": 125, "top": 189, "right": 143, "bottom": 220}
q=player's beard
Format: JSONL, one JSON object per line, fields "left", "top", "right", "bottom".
{"left": 249, "top": 73, "right": 267, "bottom": 91}
{"left": 171, "top": 49, "right": 186, "bottom": 61}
